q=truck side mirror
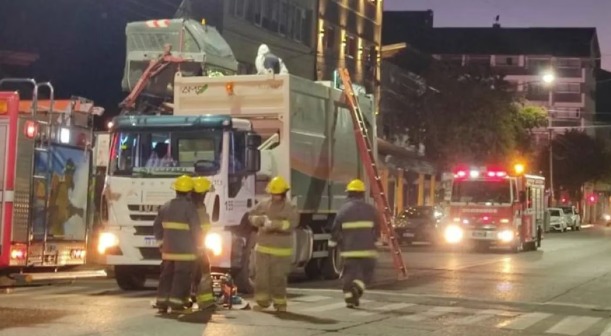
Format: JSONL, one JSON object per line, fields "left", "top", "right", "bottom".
{"left": 519, "top": 191, "right": 526, "bottom": 203}
{"left": 245, "top": 132, "right": 261, "bottom": 173}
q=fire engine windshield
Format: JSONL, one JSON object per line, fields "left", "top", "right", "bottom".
{"left": 451, "top": 179, "right": 512, "bottom": 204}
{"left": 109, "top": 129, "right": 222, "bottom": 177}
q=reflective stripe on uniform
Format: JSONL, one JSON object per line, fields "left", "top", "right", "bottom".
{"left": 344, "top": 292, "right": 353, "bottom": 298}
{"left": 162, "top": 253, "right": 196, "bottom": 261}
{"left": 280, "top": 220, "right": 291, "bottom": 230}
{"left": 255, "top": 244, "right": 292, "bottom": 256}
{"left": 162, "top": 221, "right": 190, "bottom": 230}
{"left": 342, "top": 221, "right": 374, "bottom": 229}
{"left": 353, "top": 279, "right": 365, "bottom": 291}
{"left": 340, "top": 250, "right": 378, "bottom": 258}
{"left": 197, "top": 292, "right": 214, "bottom": 303}
{"left": 272, "top": 297, "right": 287, "bottom": 305}
{"left": 201, "top": 223, "right": 211, "bottom": 231}
{"left": 169, "top": 297, "right": 187, "bottom": 305}
{"left": 328, "top": 240, "right": 337, "bottom": 247}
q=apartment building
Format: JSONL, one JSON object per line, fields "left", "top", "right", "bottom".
{"left": 219, "top": 0, "right": 317, "bottom": 79}
{"left": 384, "top": 12, "right": 601, "bottom": 143}
{"left": 317, "top": 0, "right": 383, "bottom": 93}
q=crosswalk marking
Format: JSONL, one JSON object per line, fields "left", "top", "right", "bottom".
{"left": 298, "top": 299, "right": 372, "bottom": 313}
{"left": 500, "top": 312, "right": 552, "bottom": 330}
{"left": 6, "top": 286, "right": 611, "bottom": 336}
{"left": 600, "top": 322, "right": 611, "bottom": 336}
{"left": 291, "top": 295, "right": 330, "bottom": 303}
{"left": 545, "top": 316, "right": 601, "bottom": 335}
{"left": 450, "top": 313, "right": 495, "bottom": 325}
{"left": 352, "top": 303, "right": 415, "bottom": 316}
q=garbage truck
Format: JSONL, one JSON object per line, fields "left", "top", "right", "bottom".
{"left": 96, "top": 18, "right": 377, "bottom": 292}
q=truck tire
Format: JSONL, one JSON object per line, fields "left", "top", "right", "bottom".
{"left": 304, "top": 259, "right": 322, "bottom": 280}
{"left": 114, "top": 266, "right": 146, "bottom": 291}
{"left": 320, "top": 246, "right": 342, "bottom": 280}
{"left": 234, "top": 232, "right": 256, "bottom": 295}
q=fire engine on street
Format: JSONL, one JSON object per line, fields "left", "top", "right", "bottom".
{"left": 441, "top": 164, "right": 546, "bottom": 253}
{"left": 0, "top": 78, "right": 106, "bottom": 285}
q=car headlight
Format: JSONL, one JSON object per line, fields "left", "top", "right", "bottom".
{"left": 444, "top": 225, "right": 464, "bottom": 244}
{"left": 604, "top": 214, "right": 611, "bottom": 221}
{"left": 204, "top": 233, "right": 222, "bottom": 256}
{"left": 98, "top": 232, "right": 119, "bottom": 254}
{"left": 497, "top": 230, "right": 514, "bottom": 243}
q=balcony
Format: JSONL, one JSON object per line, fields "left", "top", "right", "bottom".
{"left": 525, "top": 92, "right": 549, "bottom": 102}
{"left": 556, "top": 68, "right": 583, "bottom": 79}
{"left": 554, "top": 93, "right": 582, "bottom": 104}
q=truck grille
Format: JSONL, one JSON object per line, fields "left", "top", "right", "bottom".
{"left": 134, "top": 225, "right": 155, "bottom": 236}
{"left": 139, "top": 247, "right": 161, "bottom": 260}
{"left": 127, "top": 204, "right": 160, "bottom": 222}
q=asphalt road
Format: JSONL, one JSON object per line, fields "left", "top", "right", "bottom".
{"left": 3, "top": 224, "right": 611, "bottom": 336}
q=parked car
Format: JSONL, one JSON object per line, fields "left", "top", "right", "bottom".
{"left": 559, "top": 206, "right": 581, "bottom": 231}
{"left": 393, "top": 206, "right": 443, "bottom": 245}
{"left": 548, "top": 208, "right": 569, "bottom": 232}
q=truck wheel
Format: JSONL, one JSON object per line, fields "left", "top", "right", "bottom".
{"left": 320, "top": 247, "right": 342, "bottom": 280}
{"left": 234, "top": 234, "right": 256, "bottom": 295}
{"left": 114, "top": 266, "right": 146, "bottom": 291}
{"left": 304, "top": 259, "right": 322, "bottom": 280}
{"left": 536, "top": 227, "right": 542, "bottom": 247}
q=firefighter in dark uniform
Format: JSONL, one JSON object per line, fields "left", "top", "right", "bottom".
{"left": 153, "top": 175, "right": 202, "bottom": 314}
{"left": 190, "top": 176, "right": 216, "bottom": 310}
{"left": 328, "top": 179, "right": 380, "bottom": 308}
{"left": 248, "top": 176, "right": 299, "bottom": 312}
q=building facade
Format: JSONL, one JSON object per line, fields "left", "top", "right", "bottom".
{"left": 316, "top": 0, "right": 382, "bottom": 93}
{"left": 384, "top": 11, "right": 601, "bottom": 144}
{"left": 220, "top": 0, "right": 317, "bottom": 79}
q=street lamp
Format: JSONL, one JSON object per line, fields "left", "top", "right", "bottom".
{"left": 540, "top": 71, "right": 555, "bottom": 205}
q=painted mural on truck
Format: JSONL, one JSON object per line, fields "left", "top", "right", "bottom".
{"left": 32, "top": 146, "right": 90, "bottom": 241}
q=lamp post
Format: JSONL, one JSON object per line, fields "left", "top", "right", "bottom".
{"left": 541, "top": 70, "right": 555, "bottom": 205}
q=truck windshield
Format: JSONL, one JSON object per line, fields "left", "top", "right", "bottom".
{"left": 109, "top": 129, "right": 222, "bottom": 177}
{"left": 451, "top": 179, "right": 511, "bottom": 204}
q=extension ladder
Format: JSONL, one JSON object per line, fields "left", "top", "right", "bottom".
{"left": 337, "top": 68, "right": 408, "bottom": 279}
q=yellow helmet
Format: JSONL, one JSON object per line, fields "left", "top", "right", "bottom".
{"left": 193, "top": 176, "right": 213, "bottom": 193}
{"left": 346, "top": 179, "right": 366, "bottom": 192}
{"left": 266, "top": 176, "right": 290, "bottom": 194}
{"left": 172, "top": 175, "right": 194, "bottom": 192}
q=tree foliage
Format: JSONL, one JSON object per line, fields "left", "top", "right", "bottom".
{"left": 381, "top": 62, "right": 547, "bottom": 170}
{"left": 537, "top": 130, "right": 611, "bottom": 201}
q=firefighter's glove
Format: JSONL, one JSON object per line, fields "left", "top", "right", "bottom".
{"left": 263, "top": 217, "right": 273, "bottom": 229}
{"left": 250, "top": 215, "right": 265, "bottom": 227}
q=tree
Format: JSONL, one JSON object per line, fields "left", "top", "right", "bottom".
{"left": 381, "top": 61, "right": 545, "bottom": 170}
{"left": 537, "top": 130, "right": 611, "bottom": 202}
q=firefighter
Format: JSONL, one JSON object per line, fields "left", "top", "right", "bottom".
{"left": 248, "top": 176, "right": 298, "bottom": 312}
{"left": 190, "top": 176, "right": 216, "bottom": 310}
{"left": 153, "top": 175, "right": 202, "bottom": 314}
{"left": 328, "top": 179, "right": 380, "bottom": 308}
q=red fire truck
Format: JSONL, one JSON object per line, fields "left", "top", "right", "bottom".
{"left": 0, "top": 78, "right": 106, "bottom": 284}
{"left": 442, "top": 164, "right": 546, "bottom": 252}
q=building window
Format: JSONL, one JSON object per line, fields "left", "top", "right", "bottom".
{"left": 555, "top": 82, "right": 581, "bottom": 93}
{"left": 344, "top": 34, "right": 357, "bottom": 59}
{"left": 495, "top": 55, "right": 519, "bottom": 66}
{"left": 556, "top": 58, "right": 581, "bottom": 69}
{"left": 551, "top": 107, "right": 581, "bottom": 119}
{"left": 527, "top": 57, "right": 551, "bottom": 70}
{"left": 228, "top": 0, "right": 246, "bottom": 18}
{"left": 467, "top": 55, "right": 490, "bottom": 66}
{"left": 292, "top": 7, "right": 304, "bottom": 42}
{"left": 251, "top": 0, "right": 263, "bottom": 26}
{"left": 279, "top": 0, "right": 289, "bottom": 35}
{"left": 323, "top": 25, "right": 335, "bottom": 50}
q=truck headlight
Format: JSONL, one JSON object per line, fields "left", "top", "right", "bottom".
{"left": 497, "top": 230, "right": 514, "bottom": 243}
{"left": 604, "top": 214, "right": 611, "bottom": 221}
{"left": 205, "top": 233, "right": 222, "bottom": 256}
{"left": 444, "top": 225, "right": 464, "bottom": 244}
{"left": 98, "top": 232, "right": 119, "bottom": 254}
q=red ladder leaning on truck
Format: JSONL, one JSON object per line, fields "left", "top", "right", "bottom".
{"left": 337, "top": 68, "right": 408, "bottom": 279}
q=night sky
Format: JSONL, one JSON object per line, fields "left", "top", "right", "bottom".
{"left": 385, "top": 0, "right": 611, "bottom": 70}
{"left": 1, "top": 0, "right": 609, "bottom": 129}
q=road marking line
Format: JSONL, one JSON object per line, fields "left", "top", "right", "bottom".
{"left": 500, "top": 312, "right": 552, "bottom": 330}
{"left": 545, "top": 316, "right": 601, "bottom": 335}
{"left": 450, "top": 313, "right": 495, "bottom": 325}
{"left": 291, "top": 295, "right": 332, "bottom": 303}
{"left": 600, "top": 322, "right": 611, "bottom": 336}
{"left": 352, "top": 303, "right": 415, "bottom": 316}
{"left": 298, "top": 299, "right": 372, "bottom": 313}
{"left": 400, "top": 306, "right": 459, "bottom": 321}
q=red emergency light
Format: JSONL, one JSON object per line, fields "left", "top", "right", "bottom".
{"left": 24, "top": 120, "right": 37, "bottom": 139}
{"left": 454, "top": 166, "right": 507, "bottom": 179}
